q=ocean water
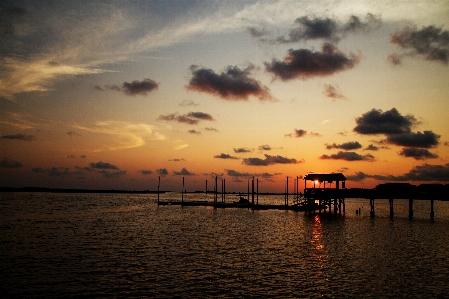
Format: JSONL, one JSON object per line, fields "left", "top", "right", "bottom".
{"left": 1, "top": 192, "right": 449, "bottom": 298}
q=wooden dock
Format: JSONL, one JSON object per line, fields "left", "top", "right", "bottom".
{"left": 156, "top": 174, "right": 449, "bottom": 219}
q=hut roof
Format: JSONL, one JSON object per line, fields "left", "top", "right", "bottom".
{"left": 304, "top": 173, "right": 346, "bottom": 182}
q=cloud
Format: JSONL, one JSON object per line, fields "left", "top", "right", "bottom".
{"left": 186, "top": 65, "right": 275, "bottom": 101}
{"left": 205, "top": 127, "right": 218, "bottom": 132}
{"left": 360, "top": 163, "right": 449, "bottom": 182}
{"left": 158, "top": 112, "right": 214, "bottom": 125}
{"left": 1, "top": 133, "right": 35, "bottom": 141}
{"left": 187, "top": 129, "right": 201, "bottom": 134}
{"left": 169, "top": 158, "right": 186, "bottom": 162}
{"left": 86, "top": 161, "right": 126, "bottom": 178}
{"left": 242, "top": 154, "right": 300, "bottom": 166}
{"left": 387, "top": 131, "right": 440, "bottom": 148}
{"left": 295, "top": 129, "right": 307, "bottom": 137}
{"left": 173, "top": 167, "right": 195, "bottom": 176}
{"left": 353, "top": 108, "right": 418, "bottom": 135}
{"left": 73, "top": 121, "right": 165, "bottom": 151}
{"left": 66, "top": 131, "right": 81, "bottom": 137}
{"left": 214, "top": 153, "right": 239, "bottom": 159}
{"left": 234, "top": 147, "right": 253, "bottom": 153}
{"left": 156, "top": 168, "right": 169, "bottom": 176}
{"left": 139, "top": 170, "right": 153, "bottom": 175}
{"left": 122, "top": 78, "right": 159, "bottom": 96}
{"left": 364, "top": 144, "right": 379, "bottom": 151}
{"left": 320, "top": 151, "right": 375, "bottom": 161}
{"left": 90, "top": 161, "right": 119, "bottom": 170}
{"left": 346, "top": 171, "right": 370, "bottom": 182}
{"left": 323, "top": 84, "right": 346, "bottom": 100}
{"left": 0, "top": 157, "right": 23, "bottom": 168}
{"left": 226, "top": 169, "right": 254, "bottom": 177}
{"left": 390, "top": 25, "right": 449, "bottom": 65}
{"left": 264, "top": 43, "right": 360, "bottom": 81}
{"left": 258, "top": 144, "right": 272, "bottom": 151}
{"left": 32, "top": 167, "right": 70, "bottom": 177}
{"left": 179, "top": 99, "right": 199, "bottom": 106}
{"left": 276, "top": 13, "right": 381, "bottom": 43}
{"left": 325, "top": 141, "right": 362, "bottom": 151}
{"left": 398, "top": 148, "right": 439, "bottom": 160}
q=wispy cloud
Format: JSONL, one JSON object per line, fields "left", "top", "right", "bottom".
{"left": 73, "top": 121, "right": 165, "bottom": 151}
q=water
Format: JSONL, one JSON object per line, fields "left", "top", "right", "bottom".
{"left": 1, "top": 192, "right": 449, "bottom": 298}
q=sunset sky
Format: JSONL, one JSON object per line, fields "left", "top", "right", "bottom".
{"left": 1, "top": 0, "right": 449, "bottom": 192}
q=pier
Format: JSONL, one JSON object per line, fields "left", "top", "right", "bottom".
{"left": 157, "top": 174, "right": 449, "bottom": 219}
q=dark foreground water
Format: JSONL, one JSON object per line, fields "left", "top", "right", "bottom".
{"left": 1, "top": 192, "right": 449, "bottom": 298}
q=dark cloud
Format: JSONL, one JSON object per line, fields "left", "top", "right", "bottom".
{"left": 398, "top": 148, "right": 439, "bottom": 160}
{"left": 353, "top": 108, "right": 417, "bottom": 135}
{"left": 387, "top": 131, "right": 440, "bottom": 148}
{"left": 32, "top": 167, "right": 69, "bottom": 177}
{"left": 258, "top": 144, "right": 272, "bottom": 151}
{"left": 158, "top": 112, "right": 214, "bottom": 125}
{"left": 234, "top": 147, "right": 253, "bottom": 153}
{"left": 325, "top": 141, "right": 362, "bottom": 151}
{"left": 188, "top": 129, "right": 201, "bottom": 134}
{"left": 122, "top": 78, "right": 159, "bottom": 96}
{"left": 226, "top": 169, "right": 254, "bottom": 177}
{"left": 276, "top": 14, "right": 381, "bottom": 43}
{"left": 140, "top": 170, "right": 153, "bottom": 175}
{"left": 173, "top": 168, "right": 195, "bottom": 176}
{"left": 242, "top": 154, "right": 300, "bottom": 166}
{"left": 310, "top": 132, "right": 322, "bottom": 137}
{"left": 169, "top": 158, "right": 186, "bottom": 162}
{"left": 319, "top": 151, "right": 375, "bottom": 161}
{"left": 390, "top": 25, "right": 449, "bottom": 65}
{"left": 179, "top": 99, "right": 199, "bottom": 106}
{"left": 156, "top": 168, "right": 169, "bottom": 176}
{"left": 98, "top": 169, "right": 126, "bottom": 178}
{"left": 323, "top": 84, "right": 346, "bottom": 100}
{"left": 0, "top": 157, "right": 22, "bottom": 168}
{"left": 373, "top": 163, "right": 449, "bottom": 182}
{"left": 187, "top": 112, "right": 214, "bottom": 121}
{"left": 1, "top": 6, "right": 26, "bottom": 37}
{"left": 90, "top": 161, "right": 119, "bottom": 170}
{"left": 214, "top": 153, "right": 239, "bottom": 159}
{"left": 247, "top": 26, "right": 267, "bottom": 38}
{"left": 265, "top": 43, "right": 360, "bottom": 81}
{"left": 86, "top": 161, "right": 125, "bottom": 178}
{"left": 364, "top": 144, "right": 379, "bottom": 151}
{"left": 186, "top": 65, "right": 275, "bottom": 101}
{"left": 295, "top": 129, "right": 307, "bottom": 137}
{"left": 66, "top": 131, "right": 81, "bottom": 137}
{"left": 346, "top": 171, "right": 370, "bottom": 182}
{"left": 1, "top": 133, "right": 35, "bottom": 141}
{"left": 205, "top": 127, "right": 218, "bottom": 132}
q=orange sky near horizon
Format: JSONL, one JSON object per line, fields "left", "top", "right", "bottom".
{"left": 1, "top": 0, "right": 449, "bottom": 192}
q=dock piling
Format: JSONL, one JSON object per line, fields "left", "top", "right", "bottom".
{"left": 389, "top": 198, "right": 394, "bottom": 218}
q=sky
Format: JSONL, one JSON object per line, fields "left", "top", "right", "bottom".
{"left": 1, "top": 0, "right": 449, "bottom": 192}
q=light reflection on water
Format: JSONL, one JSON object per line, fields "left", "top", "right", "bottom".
{"left": 1, "top": 192, "right": 449, "bottom": 298}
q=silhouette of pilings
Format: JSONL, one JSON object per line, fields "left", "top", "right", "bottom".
{"left": 156, "top": 176, "right": 445, "bottom": 219}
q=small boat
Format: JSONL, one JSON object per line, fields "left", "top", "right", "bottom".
{"left": 233, "top": 196, "right": 250, "bottom": 205}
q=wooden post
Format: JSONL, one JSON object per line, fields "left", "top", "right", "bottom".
{"left": 182, "top": 177, "right": 184, "bottom": 205}
{"left": 286, "top": 176, "right": 289, "bottom": 206}
{"left": 214, "top": 176, "right": 218, "bottom": 207}
{"left": 334, "top": 198, "right": 337, "bottom": 213}
{"left": 206, "top": 180, "right": 208, "bottom": 198}
{"left": 409, "top": 198, "right": 413, "bottom": 219}
{"left": 389, "top": 198, "right": 394, "bottom": 218}
{"left": 256, "top": 178, "right": 259, "bottom": 205}
{"left": 157, "top": 176, "right": 160, "bottom": 204}
{"left": 221, "top": 179, "right": 224, "bottom": 203}
{"left": 430, "top": 199, "right": 435, "bottom": 220}
{"left": 370, "top": 198, "right": 375, "bottom": 217}
{"left": 224, "top": 179, "right": 226, "bottom": 203}
{"left": 252, "top": 177, "right": 255, "bottom": 205}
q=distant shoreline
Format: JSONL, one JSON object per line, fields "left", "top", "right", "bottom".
{"left": 0, "top": 187, "right": 287, "bottom": 195}
{"left": 0, "top": 187, "right": 166, "bottom": 194}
